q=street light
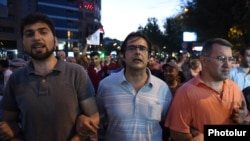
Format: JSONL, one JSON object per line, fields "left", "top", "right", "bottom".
{"left": 184, "top": 8, "right": 189, "bottom": 13}
{"left": 65, "top": 30, "right": 72, "bottom": 57}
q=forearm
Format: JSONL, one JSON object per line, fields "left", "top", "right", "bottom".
{"left": 1, "top": 110, "right": 22, "bottom": 139}
{"left": 7, "top": 121, "right": 21, "bottom": 137}
{"left": 170, "top": 129, "right": 194, "bottom": 141}
{"left": 71, "top": 134, "right": 88, "bottom": 141}
{"left": 81, "top": 44, "right": 88, "bottom": 55}
{"left": 171, "top": 134, "right": 193, "bottom": 141}
{"left": 89, "top": 112, "right": 100, "bottom": 126}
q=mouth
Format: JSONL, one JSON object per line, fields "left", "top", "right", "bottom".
{"left": 31, "top": 43, "right": 45, "bottom": 49}
{"left": 132, "top": 58, "right": 143, "bottom": 63}
{"left": 221, "top": 69, "right": 230, "bottom": 73}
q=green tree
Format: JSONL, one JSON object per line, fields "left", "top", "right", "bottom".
{"left": 182, "top": 0, "right": 250, "bottom": 49}
{"left": 101, "top": 38, "right": 122, "bottom": 56}
{"left": 137, "top": 18, "right": 166, "bottom": 55}
{"left": 163, "top": 17, "right": 184, "bottom": 53}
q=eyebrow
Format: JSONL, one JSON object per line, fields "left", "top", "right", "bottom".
{"left": 24, "top": 27, "right": 50, "bottom": 34}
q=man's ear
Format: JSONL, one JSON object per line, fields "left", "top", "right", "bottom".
{"left": 54, "top": 36, "right": 58, "bottom": 46}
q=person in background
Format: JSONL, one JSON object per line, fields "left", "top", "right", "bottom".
{"left": 103, "top": 54, "right": 119, "bottom": 75}
{"left": 58, "top": 50, "right": 66, "bottom": 61}
{"left": 166, "top": 57, "right": 186, "bottom": 83}
{"left": 230, "top": 47, "right": 250, "bottom": 90}
{"left": 0, "top": 59, "right": 13, "bottom": 121}
{"left": 148, "top": 56, "right": 162, "bottom": 71}
{"left": 166, "top": 56, "right": 177, "bottom": 64}
{"left": 162, "top": 62, "right": 182, "bottom": 96}
{"left": 96, "top": 31, "right": 172, "bottom": 141}
{"left": 177, "top": 53, "right": 191, "bottom": 81}
{"left": 72, "top": 46, "right": 81, "bottom": 60}
{"left": 148, "top": 56, "right": 164, "bottom": 80}
{"left": 232, "top": 51, "right": 241, "bottom": 68}
{"left": 176, "top": 53, "right": 188, "bottom": 71}
{"left": 75, "top": 43, "right": 90, "bottom": 70}
{"left": 0, "top": 12, "right": 99, "bottom": 141}
{"left": 9, "top": 58, "right": 27, "bottom": 72}
{"left": 88, "top": 51, "right": 108, "bottom": 94}
{"left": 242, "top": 87, "right": 250, "bottom": 124}
{"left": 165, "top": 38, "right": 247, "bottom": 141}
{"left": 161, "top": 61, "right": 182, "bottom": 141}
{"left": 109, "top": 51, "right": 124, "bottom": 74}
{"left": 189, "top": 58, "right": 202, "bottom": 78}
{"left": 104, "top": 55, "right": 111, "bottom": 67}
{"left": 0, "top": 59, "right": 13, "bottom": 89}
{"left": 66, "top": 56, "right": 77, "bottom": 64}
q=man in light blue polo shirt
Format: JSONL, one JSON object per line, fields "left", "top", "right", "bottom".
{"left": 96, "top": 31, "right": 172, "bottom": 141}
{"left": 230, "top": 47, "right": 250, "bottom": 90}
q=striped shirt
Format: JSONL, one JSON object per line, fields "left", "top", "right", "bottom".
{"left": 230, "top": 66, "right": 250, "bottom": 90}
{"left": 96, "top": 68, "right": 172, "bottom": 141}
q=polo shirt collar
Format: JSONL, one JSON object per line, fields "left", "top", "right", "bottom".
{"left": 192, "top": 74, "right": 231, "bottom": 86}
{"left": 117, "top": 68, "right": 153, "bottom": 87}
{"left": 27, "top": 57, "right": 63, "bottom": 75}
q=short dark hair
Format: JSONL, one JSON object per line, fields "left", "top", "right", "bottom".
{"left": 167, "top": 57, "right": 177, "bottom": 63}
{"left": 20, "top": 12, "right": 56, "bottom": 38}
{"left": 201, "top": 38, "right": 233, "bottom": 56}
{"left": 90, "top": 51, "right": 100, "bottom": 57}
{"left": 120, "top": 31, "right": 152, "bottom": 55}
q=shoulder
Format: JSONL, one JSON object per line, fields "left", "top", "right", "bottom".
{"left": 63, "top": 62, "right": 86, "bottom": 73}
{"left": 10, "top": 66, "right": 27, "bottom": 76}
{"left": 177, "top": 80, "right": 194, "bottom": 91}
{"left": 173, "top": 79, "right": 199, "bottom": 99}
{"left": 150, "top": 74, "right": 167, "bottom": 86}
{"left": 230, "top": 66, "right": 241, "bottom": 74}
{"left": 225, "top": 79, "right": 242, "bottom": 90}
{"left": 64, "top": 61, "right": 83, "bottom": 68}
{"left": 225, "top": 79, "right": 240, "bottom": 86}
{"left": 100, "top": 71, "right": 121, "bottom": 83}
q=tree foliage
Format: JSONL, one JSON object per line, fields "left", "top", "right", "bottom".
{"left": 183, "top": 0, "right": 250, "bottom": 48}
{"left": 137, "top": 18, "right": 165, "bottom": 53}
{"left": 103, "top": 0, "right": 250, "bottom": 56}
{"left": 163, "top": 17, "right": 184, "bottom": 53}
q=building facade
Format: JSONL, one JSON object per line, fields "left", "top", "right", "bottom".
{"left": 0, "top": 0, "right": 102, "bottom": 59}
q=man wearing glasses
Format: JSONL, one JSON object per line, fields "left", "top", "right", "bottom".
{"left": 96, "top": 32, "right": 172, "bottom": 141}
{"left": 165, "top": 38, "right": 247, "bottom": 141}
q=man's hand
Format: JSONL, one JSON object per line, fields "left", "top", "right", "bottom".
{"left": 0, "top": 121, "right": 15, "bottom": 141}
{"left": 76, "top": 114, "right": 99, "bottom": 137}
{"left": 231, "top": 101, "right": 246, "bottom": 124}
{"left": 71, "top": 134, "right": 88, "bottom": 141}
{"left": 190, "top": 128, "right": 204, "bottom": 141}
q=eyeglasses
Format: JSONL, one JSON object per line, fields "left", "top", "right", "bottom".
{"left": 126, "top": 45, "right": 148, "bottom": 52}
{"left": 207, "top": 56, "right": 236, "bottom": 63}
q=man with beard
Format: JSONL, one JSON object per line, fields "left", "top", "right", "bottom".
{"left": 230, "top": 47, "right": 250, "bottom": 90}
{"left": 165, "top": 38, "right": 247, "bottom": 141}
{"left": 96, "top": 32, "right": 172, "bottom": 141}
{"left": 0, "top": 13, "right": 99, "bottom": 141}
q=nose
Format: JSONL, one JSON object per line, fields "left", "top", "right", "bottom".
{"left": 134, "top": 47, "right": 142, "bottom": 54}
{"left": 33, "top": 31, "right": 41, "bottom": 40}
{"left": 222, "top": 59, "right": 231, "bottom": 67}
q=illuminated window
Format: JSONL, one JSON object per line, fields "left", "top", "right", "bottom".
{"left": 84, "top": 2, "right": 94, "bottom": 10}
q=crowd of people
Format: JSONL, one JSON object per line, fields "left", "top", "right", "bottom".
{"left": 0, "top": 12, "right": 249, "bottom": 141}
